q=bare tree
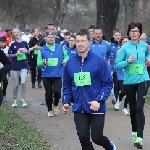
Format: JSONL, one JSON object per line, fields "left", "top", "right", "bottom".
{"left": 96, "top": 0, "right": 120, "bottom": 40}
{"left": 0, "top": 0, "right": 31, "bottom": 28}
{"left": 48, "top": 0, "right": 70, "bottom": 26}
{"left": 122, "top": 0, "right": 135, "bottom": 33}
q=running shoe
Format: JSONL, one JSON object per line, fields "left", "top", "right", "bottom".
{"left": 114, "top": 101, "right": 121, "bottom": 110}
{"left": 21, "top": 99, "right": 28, "bottom": 107}
{"left": 53, "top": 106, "right": 59, "bottom": 115}
{"left": 122, "top": 108, "right": 130, "bottom": 115}
{"left": 48, "top": 111, "right": 53, "bottom": 117}
{"left": 12, "top": 100, "right": 17, "bottom": 108}
{"left": 134, "top": 137, "right": 143, "bottom": 149}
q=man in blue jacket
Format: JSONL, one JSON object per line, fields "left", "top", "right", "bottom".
{"left": 62, "top": 29, "right": 116, "bottom": 150}
{"left": 90, "top": 27, "right": 110, "bottom": 60}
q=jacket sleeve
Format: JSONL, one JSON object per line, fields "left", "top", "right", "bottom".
{"left": 0, "top": 50, "right": 12, "bottom": 76}
{"left": 115, "top": 46, "right": 129, "bottom": 69}
{"left": 63, "top": 47, "right": 69, "bottom": 63}
{"left": 37, "top": 50, "right": 44, "bottom": 67}
{"left": 62, "top": 63, "right": 72, "bottom": 104}
{"left": 95, "top": 59, "right": 113, "bottom": 102}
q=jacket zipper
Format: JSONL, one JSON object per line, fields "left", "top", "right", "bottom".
{"left": 80, "top": 59, "right": 84, "bottom": 113}
{"left": 136, "top": 45, "right": 138, "bottom": 59}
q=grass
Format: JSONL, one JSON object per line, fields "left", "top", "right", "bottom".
{"left": 146, "top": 89, "right": 150, "bottom": 105}
{"left": 0, "top": 106, "right": 50, "bottom": 150}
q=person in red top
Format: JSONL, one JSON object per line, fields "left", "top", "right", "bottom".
{"left": 5, "top": 29, "right": 12, "bottom": 47}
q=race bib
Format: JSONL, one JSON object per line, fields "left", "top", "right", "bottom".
{"left": 34, "top": 49, "right": 39, "bottom": 55}
{"left": 129, "top": 64, "right": 143, "bottom": 74}
{"left": 17, "top": 53, "right": 26, "bottom": 61}
{"left": 47, "top": 58, "right": 58, "bottom": 66}
{"left": 74, "top": 72, "right": 91, "bottom": 86}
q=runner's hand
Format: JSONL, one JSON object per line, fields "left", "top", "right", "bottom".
{"left": 43, "top": 59, "right": 47, "bottom": 65}
{"left": 22, "top": 48, "right": 28, "bottom": 53}
{"left": 34, "top": 45, "right": 39, "bottom": 49}
{"left": 107, "top": 61, "right": 110, "bottom": 66}
{"left": 16, "top": 50, "right": 21, "bottom": 56}
{"left": 88, "top": 101, "right": 100, "bottom": 111}
{"left": 146, "top": 59, "right": 150, "bottom": 64}
{"left": 62, "top": 104, "right": 69, "bottom": 114}
{"left": 62, "top": 62, "right": 66, "bottom": 66}
{"left": 128, "top": 56, "right": 136, "bottom": 63}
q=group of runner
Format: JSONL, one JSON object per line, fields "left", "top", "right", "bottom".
{"left": 0, "top": 22, "right": 150, "bottom": 149}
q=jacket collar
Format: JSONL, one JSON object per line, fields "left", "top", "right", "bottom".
{"left": 76, "top": 50, "right": 92, "bottom": 60}
{"left": 92, "top": 39, "right": 103, "bottom": 44}
{"left": 66, "top": 43, "right": 76, "bottom": 49}
{"left": 110, "top": 38, "right": 119, "bottom": 45}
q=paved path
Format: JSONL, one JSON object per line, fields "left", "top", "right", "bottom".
{"left": 3, "top": 76, "right": 150, "bottom": 150}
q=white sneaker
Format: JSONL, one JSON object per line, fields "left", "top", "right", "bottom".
{"left": 114, "top": 101, "right": 121, "bottom": 110}
{"left": 48, "top": 111, "right": 53, "bottom": 117}
{"left": 122, "top": 108, "right": 130, "bottom": 115}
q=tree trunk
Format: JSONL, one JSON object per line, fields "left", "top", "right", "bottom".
{"left": 123, "top": 0, "right": 135, "bottom": 32}
{"left": 96, "top": 0, "right": 120, "bottom": 40}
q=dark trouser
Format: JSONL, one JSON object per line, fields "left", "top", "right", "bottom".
{"left": 147, "top": 66, "right": 150, "bottom": 78}
{"left": 30, "top": 61, "right": 42, "bottom": 83}
{"left": 147, "top": 66, "right": 150, "bottom": 88}
{"left": 113, "top": 71, "right": 119, "bottom": 100}
{"left": 42, "top": 77, "right": 62, "bottom": 111}
{"left": 118, "top": 80, "right": 128, "bottom": 108}
{"left": 74, "top": 113, "right": 112, "bottom": 150}
{"left": 126, "top": 81, "right": 148, "bottom": 138}
{"left": 1, "top": 73, "right": 8, "bottom": 96}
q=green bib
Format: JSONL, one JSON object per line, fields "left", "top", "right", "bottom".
{"left": 34, "top": 49, "right": 39, "bottom": 55}
{"left": 74, "top": 72, "right": 91, "bottom": 86}
{"left": 47, "top": 58, "right": 58, "bottom": 66}
{"left": 129, "top": 64, "right": 144, "bottom": 74}
{"left": 17, "top": 53, "right": 26, "bottom": 61}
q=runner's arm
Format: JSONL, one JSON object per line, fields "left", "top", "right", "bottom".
{"left": 37, "top": 50, "right": 44, "bottom": 67}
{"left": 62, "top": 47, "right": 69, "bottom": 63}
{"left": 62, "top": 63, "right": 72, "bottom": 104}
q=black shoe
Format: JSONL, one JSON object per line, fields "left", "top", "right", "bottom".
{"left": 38, "top": 82, "right": 42, "bottom": 88}
{"left": 32, "top": 83, "right": 35, "bottom": 88}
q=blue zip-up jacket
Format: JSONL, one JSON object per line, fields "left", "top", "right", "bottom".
{"left": 62, "top": 50, "right": 113, "bottom": 114}
{"left": 37, "top": 43, "right": 69, "bottom": 77}
{"left": 64, "top": 44, "right": 77, "bottom": 58}
{"left": 109, "top": 39, "right": 120, "bottom": 72}
{"left": 90, "top": 39, "right": 110, "bottom": 59}
{"left": 8, "top": 41, "right": 29, "bottom": 71}
{"left": 115, "top": 40, "right": 150, "bottom": 84}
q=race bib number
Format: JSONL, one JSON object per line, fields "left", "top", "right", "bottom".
{"left": 17, "top": 53, "right": 26, "bottom": 61}
{"left": 129, "top": 64, "right": 143, "bottom": 74}
{"left": 47, "top": 58, "right": 58, "bottom": 66}
{"left": 74, "top": 72, "right": 91, "bottom": 86}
